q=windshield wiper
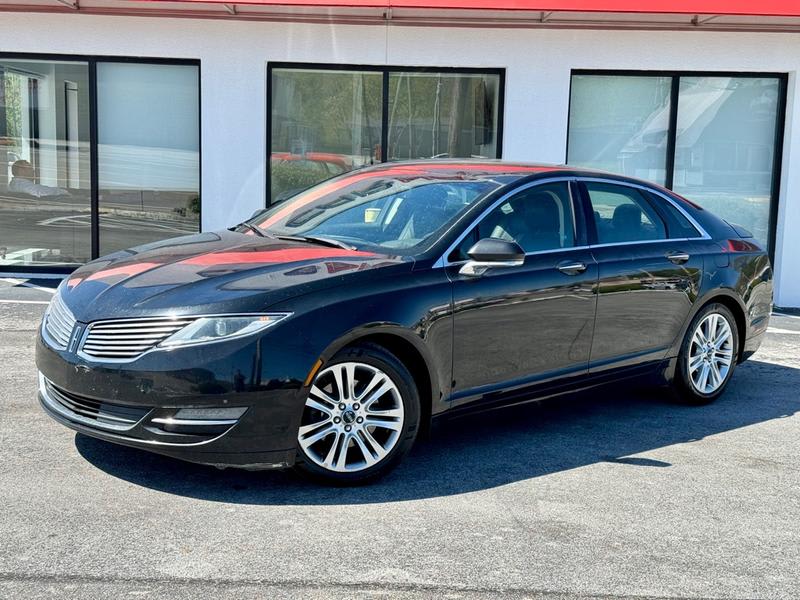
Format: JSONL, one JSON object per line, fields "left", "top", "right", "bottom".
{"left": 233, "top": 222, "right": 271, "bottom": 238}
{"left": 275, "top": 234, "right": 356, "bottom": 251}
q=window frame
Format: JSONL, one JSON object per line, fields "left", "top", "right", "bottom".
{"left": 566, "top": 69, "right": 788, "bottom": 259}
{"left": 0, "top": 52, "right": 201, "bottom": 274}
{"left": 448, "top": 179, "right": 580, "bottom": 262}
{"left": 267, "top": 62, "right": 506, "bottom": 207}
{"left": 435, "top": 176, "right": 711, "bottom": 268}
{"left": 575, "top": 177, "right": 711, "bottom": 248}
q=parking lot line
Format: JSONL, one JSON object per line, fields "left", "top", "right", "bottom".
{"left": 0, "top": 299, "right": 50, "bottom": 305}
{"left": 767, "top": 327, "right": 800, "bottom": 335}
{"left": 0, "top": 278, "right": 57, "bottom": 294}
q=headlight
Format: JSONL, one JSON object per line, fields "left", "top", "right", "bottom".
{"left": 159, "top": 314, "right": 290, "bottom": 348}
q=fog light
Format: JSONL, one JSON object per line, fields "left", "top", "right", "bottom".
{"left": 150, "top": 406, "right": 248, "bottom": 429}
{"left": 173, "top": 407, "right": 248, "bottom": 421}
{"left": 149, "top": 406, "right": 248, "bottom": 437}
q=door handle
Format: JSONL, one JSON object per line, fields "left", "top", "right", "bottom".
{"left": 557, "top": 261, "right": 587, "bottom": 275}
{"left": 666, "top": 251, "right": 690, "bottom": 264}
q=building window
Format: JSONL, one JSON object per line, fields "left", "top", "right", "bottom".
{"left": 0, "top": 54, "right": 200, "bottom": 270}
{"left": 568, "top": 71, "right": 785, "bottom": 252}
{"left": 0, "top": 58, "right": 91, "bottom": 266}
{"left": 97, "top": 63, "right": 200, "bottom": 256}
{"left": 270, "top": 68, "right": 383, "bottom": 203}
{"left": 386, "top": 71, "right": 501, "bottom": 162}
{"left": 269, "top": 64, "right": 504, "bottom": 204}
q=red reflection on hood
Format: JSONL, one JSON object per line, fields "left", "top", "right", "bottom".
{"left": 180, "top": 248, "right": 376, "bottom": 266}
{"left": 85, "top": 262, "right": 161, "bottom": 282}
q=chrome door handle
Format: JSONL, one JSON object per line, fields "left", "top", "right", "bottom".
{"left": 557, "top": 261, "right": 587, "bottom": 274}
{"left": 666, "top": 251, "right": 690, "bottom": 264}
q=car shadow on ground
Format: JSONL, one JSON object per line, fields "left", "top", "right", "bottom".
{"left": 75, "top": 359, "right": 800, "bottom": 504}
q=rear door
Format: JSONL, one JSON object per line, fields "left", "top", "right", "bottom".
{"left": 579, "top": 179, "right": 703, "bottom": 372}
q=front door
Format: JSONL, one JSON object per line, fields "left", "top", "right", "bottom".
{"left": 447, "top": 180, "right": 598, "bottom": 406}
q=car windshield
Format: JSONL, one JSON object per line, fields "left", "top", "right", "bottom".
{"left": 250, "top": 168, "right": 517, "bottom": 255}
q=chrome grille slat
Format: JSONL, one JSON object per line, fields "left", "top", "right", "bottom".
{"left": 87, "top": 333, "right": 178, "bottom": 340}
{"left": 83, "top": 342, "right": 153, "bottom": 350}
{"left": 81, "top": 317, "right": 197, "bottom": 360}
{"left": 90, "top": 321, "right": 194, "bottom": 330}
{"left": 88, "top": 327, "right": 190, "bottom": 335}
{"left": 48, "top": 305, "right": 72, "bottom": 333}
{"left": 43, "top": 294, "right": 77, "bottom": 350}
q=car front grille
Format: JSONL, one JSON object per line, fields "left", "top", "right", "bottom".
{"left": 41, "top": 375, "right": 151, "bottom": 432}
{"left": 81, "top": 317, "right": 196, "bottom": 360}
{"left": 43, "top": 294, "right": 77, "bottom": 350}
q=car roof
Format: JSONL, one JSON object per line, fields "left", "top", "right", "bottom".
{"left": 357, "top": 159, "right": 564, "bottom": 180}
{"left": 356, "top": 159, "right": 663, "bottom": 189}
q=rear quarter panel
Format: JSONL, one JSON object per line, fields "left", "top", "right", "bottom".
{"left": 666, "top": 240, "right": 772, "bottom": 362}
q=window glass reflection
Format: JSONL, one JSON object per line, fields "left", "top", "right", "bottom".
{"left": 673, "top": 77, "right": 780, "bottom": 248}
{"left": 97, "top": 62, "right": 200, "bottom": 256}
{"left": 0, "top": 59, "right": 91, "bottom": 266}
{"left": 568, "top": 75, "right": 672, "bottom": 185}
{"left": 387, "top": 72, "right": 500, "bottom": 162}
{"left": 270, "top": 69, "right": 383, "bottom": 204}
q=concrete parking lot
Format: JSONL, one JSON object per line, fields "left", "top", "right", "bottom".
{"left": 1, "top": 276, "right": 799, "bottom": 599}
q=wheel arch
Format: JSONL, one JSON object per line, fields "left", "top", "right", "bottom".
{"left": 675, "top": 289, "right": 748, "bottom": 364}
{"left": 316, "top": 326, "right": 439, "bottom": 438}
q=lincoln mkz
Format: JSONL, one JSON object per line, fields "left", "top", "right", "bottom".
{"left": 36, "top": 161, "right": 773, "bottom": 484}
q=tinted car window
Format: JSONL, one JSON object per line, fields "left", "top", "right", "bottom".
{"left": 450, "top": 182, "right": 576, "bottom": 261}
{"left": 644, "top": 190, "right": 703, "bottom": 239}
{"left": 585, "top": 182, "right": 666, "bottom": 244}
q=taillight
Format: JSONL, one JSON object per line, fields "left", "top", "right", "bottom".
{"left": 725, "top": 239, "right": 761, "bottom": 253}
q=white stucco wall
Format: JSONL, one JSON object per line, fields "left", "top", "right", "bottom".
{"left": 0, "top": 13, "right": 798, "bottom": 306}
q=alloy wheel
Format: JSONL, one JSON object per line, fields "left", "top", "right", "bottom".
{"left": 298, "top": 361, "right": 405, "bottom": 473}
{"left": 687, "top": 312, "right": 735, "bottom": 395}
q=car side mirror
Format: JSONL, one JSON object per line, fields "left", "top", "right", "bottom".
{"left": 459, "top": 238, "right": 525, "bottom": 277}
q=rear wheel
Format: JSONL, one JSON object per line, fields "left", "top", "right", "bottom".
{"left": 295, "top": 343, "right": 420, "bottom": 485}
{"left": 672, "top": 303, "right": 738, "bottom": 404}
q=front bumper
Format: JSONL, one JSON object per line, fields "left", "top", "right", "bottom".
{"left": 36, "top": 330, "right": 304, "bottom": 469}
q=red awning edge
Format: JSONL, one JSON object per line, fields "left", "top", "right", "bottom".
{"left": 126, "top": 0, "right": 800, "bottom": 18}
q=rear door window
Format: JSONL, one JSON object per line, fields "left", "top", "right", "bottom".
{"left": 583, "top": 182, "right": 667, "bottom": 244}
{"left": 643, "top": 190, "right": 704, "bottom": 239}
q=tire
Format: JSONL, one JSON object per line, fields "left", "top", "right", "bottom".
{"left": 672, "top": 302, "right": 739, "bottom": 405}
{"left": 294, "top": 342, "right": 421, "bottom": 485}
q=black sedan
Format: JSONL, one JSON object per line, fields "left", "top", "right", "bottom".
{"left": 36, "top": 161, "right": 773, "bottom": 484}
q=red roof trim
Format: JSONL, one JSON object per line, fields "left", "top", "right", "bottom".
{"left": 131, "top": 0, "right": 800, "bottom": 18}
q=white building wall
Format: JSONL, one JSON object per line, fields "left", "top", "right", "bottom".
{"left": 0, "top": 13, "right": 798, "bottom": 306}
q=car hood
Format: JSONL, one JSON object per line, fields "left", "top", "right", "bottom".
{"left": 60, "top": 230, "right": 411, "bottom": 322}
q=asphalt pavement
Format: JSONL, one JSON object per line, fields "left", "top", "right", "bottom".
{"left": 1, "top": 277, "right": 799, "bottom": 599}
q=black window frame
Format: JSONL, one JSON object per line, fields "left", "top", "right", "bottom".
{"left": 267, "top": 62, "right": 506, "bottom": 208}
{"left": 0, "top": 52, "right": 202, "bottom": 275}
{"left": 566, "top": 69, "right": 788, "bottom": 259}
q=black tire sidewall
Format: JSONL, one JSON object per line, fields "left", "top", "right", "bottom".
{"left": 294, "top": 343, "right": 421, "bottom": 485}
{"left": 675, "top": 303, "right": 739, "bottom": 405}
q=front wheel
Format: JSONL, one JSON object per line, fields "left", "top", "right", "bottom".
{"left": 294, "top": 343, "right": 420, "bottom": 485}
{"left": 672, "top": 303, "right": 739, "bottom": 405}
